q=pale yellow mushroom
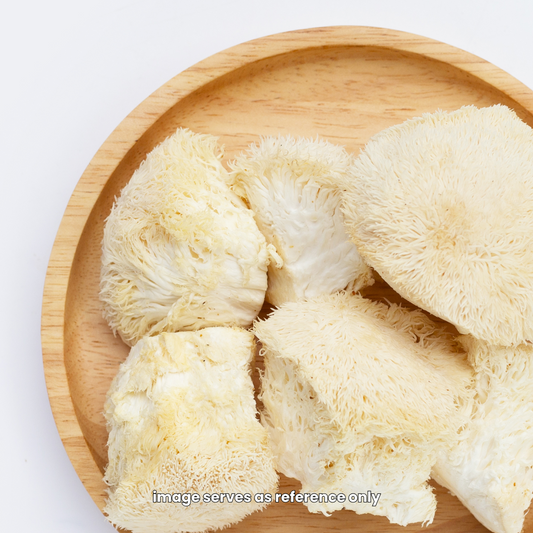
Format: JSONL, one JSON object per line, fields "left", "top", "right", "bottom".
{"left": 432, "top": 337, "right": 533, "bottom": 533}
{"left": 342, "top": 105, "right": 533, "bottom": 346}
{"left": 100, "top": 128, "right": 274, "bottom": 346}
{"left": 255, "top": 292, "right": 473, "bottom": 526}
{"left": 104, "top": 328, "right": 278, "bottom": 533}
{"left": 229, "top": 135, "right": 372, "bottom": 306}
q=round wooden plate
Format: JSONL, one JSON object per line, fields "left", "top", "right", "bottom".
{"left": 42, "top": 26, "right": 533, "bottom": 533}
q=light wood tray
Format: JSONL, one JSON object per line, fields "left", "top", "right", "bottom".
{"left": 42, "top": 26, "right": 533, "bottom": 533}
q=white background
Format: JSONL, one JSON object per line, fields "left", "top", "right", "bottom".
{"left": 2, "top": 1, "right": 533, "bottom": 531}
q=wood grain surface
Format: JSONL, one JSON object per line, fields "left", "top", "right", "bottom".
{"left": 42, "top": 26, "right": 533, "bottom": 532}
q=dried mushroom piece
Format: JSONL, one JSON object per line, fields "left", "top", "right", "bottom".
{"left": 104, "top": 328, "right": 278, "bottom": 533}
{"left": 229, "top": 135, "right": 373, "bottom": 307}
{"left": 100, "top": 128, "right": 272, "bottom": 346}
{"left": 254, "top": 292, "right": 473, "bottom": 526}
{"left": 342, "top": 105, "right": 533, "bottom": 346}
{"left": 432, "top": 337, "right": 533, "bottom": 533}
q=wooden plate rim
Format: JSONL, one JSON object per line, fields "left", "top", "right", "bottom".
{"left": 41, "top": 24, "right": 533, "bottom": 513}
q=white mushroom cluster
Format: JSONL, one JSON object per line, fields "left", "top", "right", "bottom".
{"left": 229, "top": 136, "right": 373, "bottom": 305}
{"left": 432, "top": 338, "right": 533, "bottom": 533}
{"left": 105, "top": 329, "right": 278, "bottom": 533}
{"left": 255, "top": 292, "right": 473, "bottom": 526}
{"left": 99, "top": 108, "right": 533, "bottom": 533}
{"left": 338, "top": 105, "right": 533, "bottom": 533}
{"left": 341, "top": 105, "right": 533, "bottom": 347}
{"left": 100, "top": 128, "right": 274, "bottom": 347}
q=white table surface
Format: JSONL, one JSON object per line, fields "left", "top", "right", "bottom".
{"left": 2, "top": 0, "right": 533, "bottom": 531}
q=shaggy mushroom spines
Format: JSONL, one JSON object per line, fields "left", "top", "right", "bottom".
{"left": 254, "top": 291, "right": 473, "bottom": 526}
{"left": 432, "top": 337, "right": 533, "bottom": 533}
{"left": 228, "top": 135, "right": 374, "bottom": 307}
{"left": 342, "top": 105, "right": 533, "bottom": 346}
{"left": 104, "top": 328, "right": 279, "bottom": 533}
{"left": 100, "top": 128, "right": 272, "bottom": 346}
{"left": 99, "top": 109, "right": 533, "bottom": 533}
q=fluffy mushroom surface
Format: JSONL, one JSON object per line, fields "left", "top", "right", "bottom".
{"left": 100, "top": 128, "right": 272, "bottom": 346}
{"left": 432, "top": 336, "right": 533, "bottom": 533}
{"left": 104, "top": 328, "right": 278, "bottom": 533}
{"left": 254, "top": 292, "right": 473, "bottom": 526}
{"left": 342, "top": 105, "right": 533, "bottom": 346}
{"left": 229, "top": 135, "right": 372, "bottom": 306}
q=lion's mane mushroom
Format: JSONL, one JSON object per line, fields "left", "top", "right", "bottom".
{"left": 100, "top": 128, "right": 274, "bottom": 346}
{"left": 229, "top": 135, "right": 372, "bottom": 306}
{"left": 342, "top": 105, "right": 533, "bottom": 346}
{"left": 104, "top": 328, "right": 278, "bottom": 533}
{"left": 254, "top": 292, "right": 473, "bottom": 526}
{"left": 432, "top": 336, "right": 533, "bottom": 533}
